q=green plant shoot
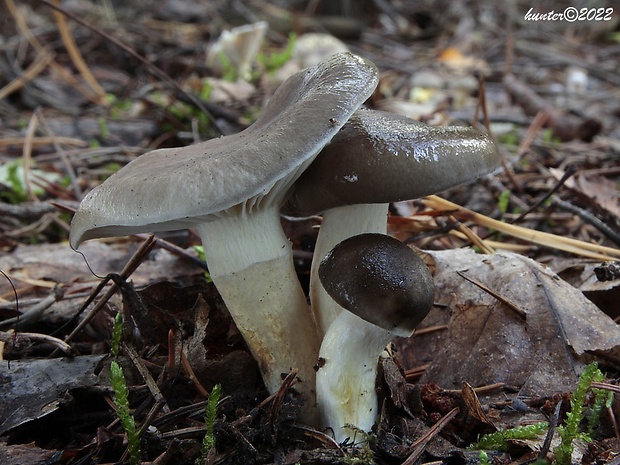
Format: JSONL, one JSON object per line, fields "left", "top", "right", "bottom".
{"left": 111, "top": 312, "right": 123, "bottom": 357}
{"left": 471, "top": 422, "right": 548, "bottom": 450}
{"left": 553, "top": 362, "right": 605, "bottom": 465}
{"left": 110, "top": 361, "right": 141, "bottom": 465}
{"left": 193, "top": 245, "right": 212, "bottom": 282}
{"left": 198, "top": 384, "right": 222, "bottom": 463}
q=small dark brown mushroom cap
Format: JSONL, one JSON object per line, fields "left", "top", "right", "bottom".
{"left": 285, "top": 109, "right": 501, "bottom": 216}
{"left": 318, "top": 233, "right": 434, "bottom": 336}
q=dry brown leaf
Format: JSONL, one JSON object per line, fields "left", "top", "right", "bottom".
{"left": 574, "top": 172, "right": 620, "bottom": 219}
{"left": 0, "top": 241, "right": 202, "bottom": 295}
{"left": 0, "top": 442, "right": 58, "bottom": 465}
{"left": 415, "top": 248, "right": 620, "bottom": 395}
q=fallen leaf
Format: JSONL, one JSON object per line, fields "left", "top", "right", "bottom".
{"left": 0, "top": 241, "right": 201, "bottom": 293}
{"left": 574, "top": 172, "right": 620, "bottom": 219}
{"left": 0, "top": 355, "right": 104, "bottom": 435}
{"left": 0, "top": 442, "right": 57, "bottom": 465}
{"left": 413, "top": 249, "right": 620, "bottom": 395}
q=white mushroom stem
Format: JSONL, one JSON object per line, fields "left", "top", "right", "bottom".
{"left": 197, "top": 206, "right": 320, "bottom": 424}
{"left": 310, "top": 203, "right": 388, "bottom": 335}
{"left": 316, "top": 310, "right": 395, "bottom": 442}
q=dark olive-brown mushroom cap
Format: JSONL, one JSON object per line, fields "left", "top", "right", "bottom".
{"left": 70, "top": 53, "right": 379, "bottom": 247}
{"left": 285, "top": 109, "right": 501, "bottom": 216}
{"left": 319, "top": 233, "right": 434, "bottom": 336}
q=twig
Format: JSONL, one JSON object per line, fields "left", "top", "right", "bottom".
{"left": 123, "top": 342, "right": 170, "bottom": 414}
{"left": 0, "top": 329, "right": 74, "bottom": 355}
{"left": 268, "top": 368, "right": 298, "bottom": 425}
{"left": 517, "top": 110, "right": 549, "bottom": 156}
{"left": 553, "top": 197, "right": 620, "bottom": 247}
{"left": 0, "top": 136, "right": 87, "bottom": 149}
{"left": 440, "top": 382, "right": 505, "bottom": 395}
{"left": 456, "top": 270, "right": 527, "bottom": 320}
{"left": 35, "top": 108, "right": 83, "bottom": 200}
{"left": 22, "top": 111, "right": 39, "bottom": 202}
{"left": 510, "top": 164, "right": 577, "bottom": 224}
{"left": 401, "top": 407, "right": 459, "bottom": 465}
{"left": 538, "top": 398, "right": 562, "bottom": 460}
{"left": 179, "top": 348, "right": 210, "bottom": 398}
{"left": 503, "top": 73, "right": 601, "bottom": 142}
{"left": 5, "top": 0, "right": 96, "bottom": 102}
{"left": 0, "top": 46, "right": 55, "bottom": 100}
{"left": 0, "top": 201, "right": 57, "bottom": 221}
{"left": 59, "top": 235, "right": 157, "bottom": 344}
{"left": 0, "top": 285, "right": 64, "bottom": 329}
{"left": 448, "top": 216, "right": 494, "bottom": 254}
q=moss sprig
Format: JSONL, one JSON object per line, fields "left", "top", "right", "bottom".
{"left": 110, "top": 361, "right": 141, "bottom": 465}
{"left": 198, "top": 383, "right": 222, "bottom": 464}
{"left": 471, "top": 421, "right": 549, "bottom": 450}
{"left": 111, "top": 312, "right": 123, "bottom": 357}
{"left": 553, "top": 362, "right": 605, "bottom": 465}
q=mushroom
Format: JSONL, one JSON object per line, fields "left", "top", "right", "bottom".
{"left": 284, "top": 109, "right": 501, "bottom": 335}
{"left": 70, "top": 52, "right": 379, "bottom": 423}
{"left": 316, "top": 233, "right": 434, "bottom": 441}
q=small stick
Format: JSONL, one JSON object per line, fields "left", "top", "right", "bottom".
{"left": 123, "top": 342, "right": 170, "bottom": 414}
{"left": 0, "top": 47, "right": 55, "bottom": 100}
{"left": 61, "top": 235, "right": 156, "bottom": 344}
{"left": 424, "top": 195, "right": 620, "bottom": 260}
{"left": 179, "top": 348, "right": 210, "bottom": 398}
{"left": 553, "top": 197, "right": 620, "bottom": 247}
{"left": 22, "top": 112, "right": 39, "bottom": 202}
{"left": 402, "top": 407, "right": 459, "bottom": 465}
{"left": 0, "top": 285, "right": 64, "bottom": 329}
{"left": 517, "top": 110, "right": 549, "bottom": 156}
{"left": 0, "top": 329, "right": 74, "bottom": 356}
{"left": 457, "top": 271, "right": 528, "bottom": 321}
{"left": 510, "top": 165, "right": 577, "bottom": 224}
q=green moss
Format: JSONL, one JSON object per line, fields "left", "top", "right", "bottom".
{"left": 110, "top": 361, "right": 141, "bottom": 465}
{"left": 198, "top": 383, "right": 222, "bottom": 464}
{"left": 471, "top": 422, "right": 548, "bottom": 450}
{"left": 553, "top": 363, "right": 605, "bottom": 465}
{"left": 257, "top": 33, "right": 296, "bottom": 75}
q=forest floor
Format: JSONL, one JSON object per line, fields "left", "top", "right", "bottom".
{"left": 1, "top": 1, "right": 620, "bottom": 464}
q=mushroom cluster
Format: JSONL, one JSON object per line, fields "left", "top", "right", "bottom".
{"left": 70, "top": 52, "right": 501, "bottom": 437}
{"left": 71, "top": 52, "right": 379, "bottom": 424}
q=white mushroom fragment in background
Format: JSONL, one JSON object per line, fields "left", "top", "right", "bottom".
{"left": 316, "top": 233, "right": 434, "bottom": 442}
{"left": 70, "top": 53, "right": 379, "bottom": 424}
{"left": 285, "top": 109, "right": 502, "bottom": 335}
{"left": 206, "top": 21, "right": 268, "bottom": 81}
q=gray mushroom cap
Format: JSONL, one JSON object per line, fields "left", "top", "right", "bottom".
{"left": 70, "top": 52, "right": 379, "bottom": 248}
{"left": 318, "top": 233, "right": 435, "bottom": 336}
{"left": 285, "top": 109, "right": 501, "bottom": 216}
